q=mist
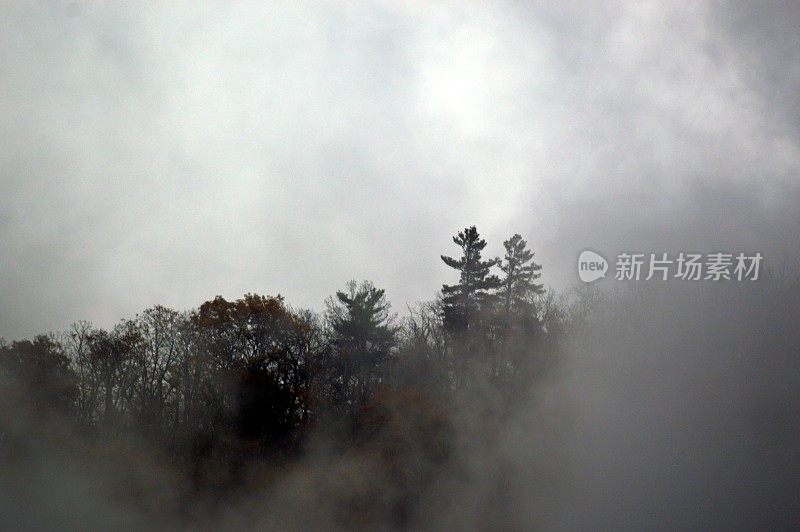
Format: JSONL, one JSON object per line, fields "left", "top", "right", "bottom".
{"left": 563, "top": 281, "right": 800, "bottom": 529}
{"left": 2, "top": 1, "right": 800, "bottom": 530}
{"left": 2, "top": 1, "right": 799, "bottom": 339}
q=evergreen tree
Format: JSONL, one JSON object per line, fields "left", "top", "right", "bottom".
{"left": 440, "top": 226, "right": 501, "bottom": 333}
{"left": 326, "top": 280, "right": 397, "bottom": 413}
{"left": 498, "top": 234, "right": 543, "bottom": 318}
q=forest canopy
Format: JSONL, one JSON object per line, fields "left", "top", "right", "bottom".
{"left": 0, "top": 226, "right": 568, "bottom": 529}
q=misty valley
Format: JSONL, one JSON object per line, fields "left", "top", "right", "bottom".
{"left": 2, "top": 1, "right": 799, "bottom": 530}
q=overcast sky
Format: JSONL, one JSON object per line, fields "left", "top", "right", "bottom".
{"left": 1, "top": 1, "right": 799, "bottom": 339}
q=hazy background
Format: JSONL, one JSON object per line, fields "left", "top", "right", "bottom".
{"left": 2, "top": 4, "right": 799, "bottom": 529}
{"left": 2, "top": 1, "right": 799, "bottom": 339}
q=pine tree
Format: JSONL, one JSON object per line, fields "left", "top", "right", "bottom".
{"left": 498, "top": 234, "right": 543, "bottom": 318}
{"left": 440, "top": 226, "right": 501, "bottom": 333}
{"left": 326, "top": 280, "right": 397, "bottom": 413}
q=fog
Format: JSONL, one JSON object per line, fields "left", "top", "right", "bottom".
{"left": 563, "top": 281, "right": 800, "bottom": 529}
{"left": 3, "top": 279, "right": 797, "bottom": 530}
{"left": 2, "top": 1, "right": 799, "bottom": 530}
{"left": 2, "top": 1, "right": 799, "bottom": 339}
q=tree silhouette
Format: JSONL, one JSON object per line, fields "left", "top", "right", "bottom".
{"left": 86, "top": 322, "right": 140, "bottom": 424}
{"left": 498, "top": 234, "right": 543, "bottom": 320}
{"left": 440, "top": 226, "right": 501, "bottom": 334}
{"left": 0, "top": 225, "right": 566, "bottom": 525}
{"left": 326, "top": 280, "right": 398, "bottom": 424}
{"left": 0, "top": 335, "right": 76, "bottom": 414}
{"left": 190, "top": 294, "right": 316, "bottom": 449}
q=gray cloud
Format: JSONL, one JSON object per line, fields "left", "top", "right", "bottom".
{"left": 1, "top": 2, "right": 798, "bottom": 339}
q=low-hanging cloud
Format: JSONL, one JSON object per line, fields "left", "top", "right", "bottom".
{"left": 1, "top": 1, "right": 798, "bottom": 340}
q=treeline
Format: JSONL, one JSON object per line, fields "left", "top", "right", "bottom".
{"left": 0, "top": 227, "right": 572, "bottom": 524}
